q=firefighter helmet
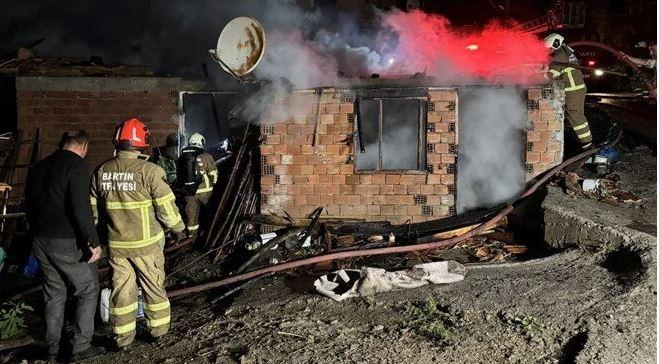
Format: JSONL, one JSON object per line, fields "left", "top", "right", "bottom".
{"left": 113, "top": 118, "right": 150, "bottom": 149}
{"left": 188, "top": 133, "right": 205, "bottom": 148}
{"left": 544, "top": 33, "right": 564, "bottom": 51}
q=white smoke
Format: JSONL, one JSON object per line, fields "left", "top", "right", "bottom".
{"left": 456, "top": 87, "right": 526, "bottom": 213}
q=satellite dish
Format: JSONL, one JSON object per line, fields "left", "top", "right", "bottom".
{"left": 209, "top": 17, "right": 266, "bottom": 78}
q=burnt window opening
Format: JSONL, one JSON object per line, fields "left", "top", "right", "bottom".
{"left": 355, "top": 97, "right": 427, "bottom": 171}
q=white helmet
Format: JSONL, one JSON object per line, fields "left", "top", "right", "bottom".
{"left": 544, "top": 33, "right": 564, "bottom": 51}
{"left": 188, "top": 133, "right": 205, "bottom": 148}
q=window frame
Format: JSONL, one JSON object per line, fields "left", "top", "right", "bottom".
{"left": 354, "top": 96, "right": 428, "bottom": 173}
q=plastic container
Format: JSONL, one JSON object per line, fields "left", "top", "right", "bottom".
{"left": 99, "top": 287, "right": 144, "bottom": 323}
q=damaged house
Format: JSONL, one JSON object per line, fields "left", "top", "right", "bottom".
{"left": 258, "top": 81, "right": 565, "bottom": 225}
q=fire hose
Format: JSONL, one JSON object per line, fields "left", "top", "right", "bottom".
{"left": 167, "top": 133, "right": 621, "bottom": 298}
{"left": 568, "top": 41, "right": 655, "bottom": 92}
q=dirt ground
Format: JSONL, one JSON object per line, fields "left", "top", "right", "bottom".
{"left": 3, "top": 113, "right": 656, "bottom": 364}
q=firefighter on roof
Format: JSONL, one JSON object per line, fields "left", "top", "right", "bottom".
{"left": 544, "top": 33, "right": 594, "bottom": 151}
{"left": 176, "top": 133, "right": 218, "bottom": 237}
{"left": 90, "top": 118, "right": 186, "bottom": 350}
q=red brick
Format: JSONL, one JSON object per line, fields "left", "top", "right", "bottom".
{"left": 266, "top": 155, "right": 281, "bottom": 165}
{"left": 532, "top": 141, "right": 548, "bottom": 152}
{"left": 340, "top": 103, "right": 354, "bottom": 113}
{"left": 420, "top": 185, "right": 435, "bottom": 195}
{"left": 300, "top": 165, "right": 314, "bottom": 175}
{"left": 407, "top": 206, "right": 422, "bottom": 216}
{"left": 273, "top": 144, "right": 287, "bottom": 154}
{"left": 527, "top": 131, "right": 542, "bottom": 142}
{"left": 319, "top": 174, "right": 332, "bottom": 184}
{"left": 441, "top": 175, "right": 455, "bottom": 185}
{"left": 541, "top": 151, "right": 557, "bottom": 162}
{"left": 400, "top": 174, "right": 425, "bottom": 185}
{"left": 434, "top": 143, "right": 449, "bottom": 154}
{"left": 427, "top": 113, "right": 441, "bottom": 123}
{"left": 441, "top": 154, "right": 455, "bottom": 163}
{"left": 532, "top": 121, "right": 549, "bottom": 131}
{"left": 320, "top": 194, "right": 334, "bottom": 205}
{"left": 265, "top": 135, "right": 281, "bottom": 145}
{"left": 394, "top": 185, "right": 407, "bottom": 194}
{"left": 526, "top": 151, "right": 540, "bottom": 163}
{"left": 260, "top": 145, "right": 274, "bottom": 154}
{"left": 372, "top": 174, "right": 386, "bottom": 184}
{"left": 342, "top": 175, "right": 356, "bottom": 185}
{"left": 360, "top": 175, "right": 372, "bottom": 184}
{"left": 326, "top": 185, "right": 340, "bottom": 194}
{"left": 307, "top": 175, "right": 319, "bottom": 184}
{"left": 385, "top": 175, "right": 401, "bottom": 184}
{"left": 320, "top": 114, "right": 334, "bottom": 124}
{"left": 380, "top": 185, "right": 394, "bottom": 195}
{"left": 367, "top": 205, "right": 381, "bottom": 215}
{"left": 435, "top": 185, "right": 449, "bottom": 195}
{"left": 261, "top": 176, "right": 274, "bottom": 186}
{"left": 295, "top": 195, "right": 308, "bottom": 205}
{"left": 326, "top": 145, "right": 341, "bottom": 155}
{"left": 381, "top": 205, "right": 395, "bottom": 216}
{"left": 332, "top": 175, "right": 346, "bottom": 184}
{"left": 340, "top": 205, "right": 355, "bottom": 216}
{"left": 440, "top": 195, "right": 455, "bottom": 206}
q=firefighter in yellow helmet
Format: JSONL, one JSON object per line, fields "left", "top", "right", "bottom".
{"left": 544, "top": 33, "right": 593, "bottom": 151}
{"left": 176, "top": 133, "right": 218, "bottom": 237}
{"left": 90, "top": 118, "right": 185, "bottom": 350}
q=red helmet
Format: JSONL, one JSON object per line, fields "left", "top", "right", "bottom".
{"left": 113, "top": 118, "right": 150, "bottom": 148}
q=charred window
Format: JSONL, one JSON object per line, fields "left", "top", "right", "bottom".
{"left": 355, "top": 98, "right": 426, "bottom": 171}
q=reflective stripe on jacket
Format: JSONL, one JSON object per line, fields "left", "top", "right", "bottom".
{"left": 548, "top": 46, "right": 586, "bottom": 92}
{"left": 195, "top": 152, "right": 218, "bottom": 195}
{"left": 91, "top": 150, "right": 185, "bottom": 258}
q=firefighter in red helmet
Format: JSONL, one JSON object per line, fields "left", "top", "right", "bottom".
{"left": 90, "top": 118, "right": 185, "bottom": 350}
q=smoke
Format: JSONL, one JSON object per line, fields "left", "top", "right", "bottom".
{"left": 381, "top": 10, "right": 548, "bottom": 84}
{"left": 456, "top": 87, "right": 526, "bottom": 213}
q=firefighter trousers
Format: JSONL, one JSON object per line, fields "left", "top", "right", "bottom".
{"left": 109, "top": 251, "right": 170, "bottom": 348}
{"left": 565, "top": 89, "right": 593, "bottom": 148}
{"left": 184, "top": 192, "right": 211, "bottom": 235}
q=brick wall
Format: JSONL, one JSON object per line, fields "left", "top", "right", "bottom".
{"left": 16, "top": 89, "right": 178, "bottom": 168}
{"left": 259, "top": 87, "right": 458, "bottom": 224}
{"left": 525, "top": 84, "right": 565, "bottom": 180}
{"left": 11, "top": 76, "right": 203, "bottom": 197}
{"left": 260, "top": 84, "right": 565, "bottom": 223}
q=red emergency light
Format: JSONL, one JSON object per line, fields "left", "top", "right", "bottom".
{"left": 587, "top": 60, "right": 596, "bottom": 66}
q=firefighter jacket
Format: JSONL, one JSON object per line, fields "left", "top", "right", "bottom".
{"left": 548, "top": 46, "right": 586, "bottom": 93}
{"left": 180, "top": 146, "right": 218, "bottom": 195}
{"left": 90, "top": 150, "right": 185, "bottom": 258}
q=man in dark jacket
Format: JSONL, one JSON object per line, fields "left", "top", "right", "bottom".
{"left": 25, "top": 130, "right": 105, "bottom": 362}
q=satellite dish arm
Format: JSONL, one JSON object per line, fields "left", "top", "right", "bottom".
{"left": 209, "top": 50, "right": 241, "bottom": 80}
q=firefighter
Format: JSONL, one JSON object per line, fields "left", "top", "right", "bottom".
{"left": 544, "top": 33, "right": 593, "bottom": 150}
{"left": 176, "top": 133, "right": 218, "bottom": 237}
{"left": 90, "top": 118, "right": 186, "bottom": 350}
{"left": 153, "top": 132, "right": 179, "bottom": 185}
